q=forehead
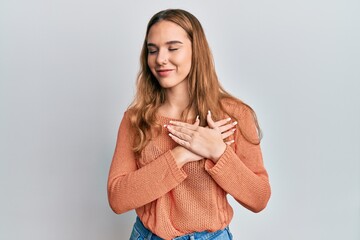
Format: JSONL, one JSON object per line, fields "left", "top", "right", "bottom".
{"left": 147, "top": 20, "right": 189, "bottom": 44}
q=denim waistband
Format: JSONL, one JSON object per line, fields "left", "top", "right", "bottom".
{"left": 132, "top": 217, "right": 231, "bottom": 240}
{"left": 132, "top": 217, "right": 158, "bottom": 239}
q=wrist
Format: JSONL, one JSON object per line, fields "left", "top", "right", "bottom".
{"left": 210, "top": 143, "right": 226, "bottom": 163}
{"left": 171, "top": 147, "right": 188, "bottom": 168}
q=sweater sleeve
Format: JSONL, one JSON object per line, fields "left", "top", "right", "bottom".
{"left": 204, "top": 106, "right": 271, "bottom": 213}
{"left": 107, "top": 111, "right": 187, "bottom": 214}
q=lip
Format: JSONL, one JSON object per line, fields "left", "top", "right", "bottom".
{"left": 156, "top": 69, "right": 174, "bottom": 77}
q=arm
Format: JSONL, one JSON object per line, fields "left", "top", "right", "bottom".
{"left": 107, "top": 111, "right": 187, "bottom": 214}
{"left": 204, "top": 106, "right": 271, "bottom": 213}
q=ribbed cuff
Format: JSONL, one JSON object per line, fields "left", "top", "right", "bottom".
{"left": 205, "top": 145, "right": 234, "bottom": 175}
{"left": 165, "top": 150, "right": 188, "bottom": 182}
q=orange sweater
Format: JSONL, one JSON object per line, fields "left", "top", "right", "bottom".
{"left": 107, "top": 102, "right": 271, "bottom": 239}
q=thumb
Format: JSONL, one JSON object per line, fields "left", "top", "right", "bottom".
{"left": 193, "top": 115, "right": 200, "bottom": 126}
{"left": 207, "top": 110, "right": 216, "bottom": 128}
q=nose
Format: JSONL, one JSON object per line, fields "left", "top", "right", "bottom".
{"left": 155, "top": 49, "right": 168, "bottom": 65}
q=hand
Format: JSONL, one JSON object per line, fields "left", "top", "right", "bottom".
{"left": 171, "top": 146, "right": 203, "bottom": 168}
{"left": 166, "top": 111, "right": 237, "bottom": 163}
{"left": 169, "top": 118, "right": 202, "bottom": 168}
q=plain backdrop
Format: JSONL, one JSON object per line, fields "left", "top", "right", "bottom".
{"left": 1, "top": 0, "right": 359, "bottom": 239}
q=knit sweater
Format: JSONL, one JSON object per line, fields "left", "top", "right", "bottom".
{"left": 107, "top": 101, "right": 271, "bottom": 239}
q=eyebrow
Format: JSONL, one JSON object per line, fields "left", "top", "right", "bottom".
{"left": 147, "top": 40, "right": 183, "bottom": 47}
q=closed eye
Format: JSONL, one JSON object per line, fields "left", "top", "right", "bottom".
{"left": 148, "top": 50, "right": 158, "bottom": 54}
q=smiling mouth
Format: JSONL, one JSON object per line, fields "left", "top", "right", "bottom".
{"left": 156, "top": 69, "right": 174, "bottom": 77}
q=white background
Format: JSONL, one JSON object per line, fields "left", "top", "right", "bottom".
{"left": 1, "top": 0, "right": 359, "bottom": 239}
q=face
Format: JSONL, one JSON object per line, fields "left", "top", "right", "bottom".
{"left": 146, "top": 20, "right": 192, "bottom": 90}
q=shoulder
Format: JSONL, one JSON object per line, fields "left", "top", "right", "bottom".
{"left": 123, "top": 108, "right": 137, "bottom": 122}
{"left": 119, "top": 109, "right": 135, "bottom": 130}
{"left": 221, "top": 97, "right": 261, "bottom": 142}
{"left": 117, "top": 110, "right": 137, "bottom": 140}
{"left": 220, "top": 97, "right": 253, "bottom": 119}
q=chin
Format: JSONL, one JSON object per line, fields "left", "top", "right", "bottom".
{"left": 158, "top": 82, "right": 175, "bottom": 89}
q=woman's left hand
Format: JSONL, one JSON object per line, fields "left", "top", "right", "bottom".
{"left": 166, "top": 111, "right": 237, "bottom": 162}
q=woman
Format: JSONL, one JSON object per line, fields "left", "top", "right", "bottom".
{"left": 107, "top": 9, "right": 271, "bottom": 240}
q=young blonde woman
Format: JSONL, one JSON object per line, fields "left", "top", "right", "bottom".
{"left": 107, "top": 9, "right": 271, "bottom": 240}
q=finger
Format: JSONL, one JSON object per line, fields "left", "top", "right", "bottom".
{"left": 193, "top": 115, "right": 200, "bottom": 126}
{"left": 169, "top": 120, "right": 198, "bottom": 131}
{"left": 219, "top": 121, "right": 238, "bottom": 133}
{"left": 221, "top": 128, "right": 236, "bottom": 139}
{"left": 169, "top": 133, "right": 190, "bottom": 148}
{"left": 167, "top": 125, "right": 193, "bottom": 142}
{"left": 207, "top": 110, "right": 217, "bottom": 129}
{"left": 213, "top": 117, "right": 232, "bottom": 128}
{"left": 225, "top": 139, "right": 235, "bottom": 145}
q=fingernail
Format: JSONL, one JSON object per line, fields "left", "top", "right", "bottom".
{"left": 232, "top": 128, "right": 236, "bottom": 132}
{"left": 232, "top": 121, "right": 238, "bottom": 125}
{"left": 208, "top": 110, "right": 211, "bottom": 115}
{"left": 196, "top": 115, "right": 199, "bottom": 120}
{"left": 163, "top": 124, "right": 167, "bottom": 128}
{"left": 226, "top": 118, "right": 231, "bottom": 122}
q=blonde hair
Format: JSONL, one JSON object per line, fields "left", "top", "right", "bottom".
{"left": 128, "top": 9, "right": 261, "bottom": 154}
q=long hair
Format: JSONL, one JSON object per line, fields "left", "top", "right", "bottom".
{"left": 128, "top": 9, "right": 261, "bottom": 154}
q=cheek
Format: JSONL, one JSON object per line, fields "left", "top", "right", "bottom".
{"left": 147, "top": 56, "right": 156, "bottom": 73}
{"left": 176, "top": 51, "right": 192, "bottom": 72}
{"left": 183, "top": 55, "right": 192, "bottom": 74}
{"left": 147, "top": 56, "right": 154, "bottom": 68}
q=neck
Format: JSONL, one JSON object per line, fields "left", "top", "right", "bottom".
{"left": 159, "top": 81, "right": 194, "bottom": 119}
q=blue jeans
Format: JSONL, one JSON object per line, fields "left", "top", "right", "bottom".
{"left": 130, "top": 217, "right": 233, "bottom": 240}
